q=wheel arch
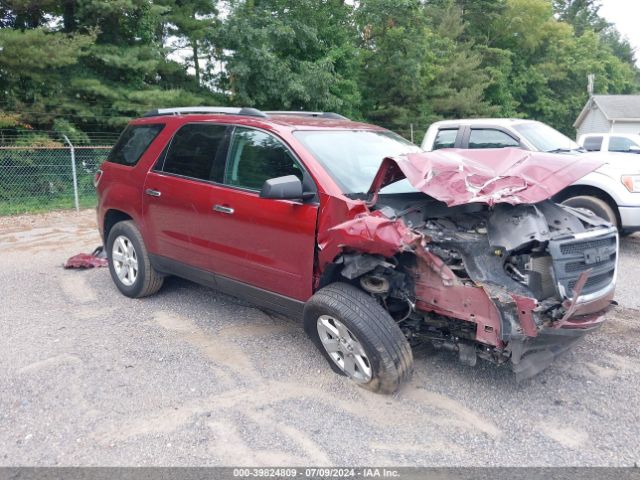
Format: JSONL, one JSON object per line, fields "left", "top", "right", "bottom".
{"left": 317, "top": 257, "right": 345, "bottom": 291}
{"left": 104, "top": 209, "right": 133, "bottom": 243}
{"left": 316, "top": 252, "right": 401, "bottom": 292}
{"left": 552, "top": 185, "right": 621, "bottom": 226}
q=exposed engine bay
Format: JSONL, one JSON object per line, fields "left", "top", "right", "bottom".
{"left": 330, "top": 193, "right": 618, "bottom": 380}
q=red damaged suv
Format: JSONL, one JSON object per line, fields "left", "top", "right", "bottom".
{"left": 96, "top": 107, "right": 618, "bottom": 393}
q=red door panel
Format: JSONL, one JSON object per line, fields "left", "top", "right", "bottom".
{"left": 142, "top": 171, "right": 218, "bottom": 271}
{"left": 205, "top": 185, "right": 318, "bottom": 301}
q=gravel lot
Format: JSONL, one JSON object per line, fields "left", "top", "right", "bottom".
{"left": 1, "top": 210, "right": 639, "bottom": 466}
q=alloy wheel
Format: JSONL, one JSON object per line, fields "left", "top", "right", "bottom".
{"left": 111, "top": 235, "right": 138, "bottom": 287}
{"left": 316, "top": 314, "right": 372, "bottom": 383}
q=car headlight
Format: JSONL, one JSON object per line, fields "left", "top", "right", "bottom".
{"left": 621, "top": 175, "right": 640, "bottom": 192}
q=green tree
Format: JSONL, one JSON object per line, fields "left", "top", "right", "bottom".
{"left": 426, "top": 2, "right": 497, "bottom": 119}
{"left": 0, "top": 0, "right": 220, "bottom": 132}
{"left": 553, "top": 0, "right": 608, "bottom": 35}
{"left": 1, "top": 0, "right": 639, "bottom": 141}
{"left": 553, "top": 0, "right": 636, "bottom": 64}
{"left": 489, "top": 0, "right": 637, "bottom": 134}
{"left": 156, "top": 0, "right": 220, "bottom": 86}
{"left": 220, "top": 0, "right": 361, "bottom": 115}
{"left": 358, "top": 0, "right": 495, "bottom": 137}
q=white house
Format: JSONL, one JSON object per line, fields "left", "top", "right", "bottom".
{"left": 574, "top": 94, "right": 640, "bottom": 138}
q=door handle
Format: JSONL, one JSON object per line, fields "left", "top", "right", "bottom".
{"left": 213, "top": 204, "right": 234, "bottom": 215}
{"left": 145, "top": 188, "right": 162, "bottom": 197}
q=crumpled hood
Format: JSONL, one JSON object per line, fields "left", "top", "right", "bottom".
{"left": 368, "top": 148, "right": 607, "bottom": 206}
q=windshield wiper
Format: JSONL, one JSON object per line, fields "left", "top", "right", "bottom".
{"left": 546, "top": 147, "right": 585, "bottom": 154}
{"left": 546, "top": 148, "right": 572, "bottom": 153}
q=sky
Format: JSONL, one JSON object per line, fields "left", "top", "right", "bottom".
{"left": 599, "top": 0, "right": 640, "bottom": 66}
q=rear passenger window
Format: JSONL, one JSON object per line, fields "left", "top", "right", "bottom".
{"left": 583, "top": 136, "right": 603, "bottom": 151}
{"left": 468, "top": 129, "right": 519, "bottom": 149}
{"left": 433, "top": 129, "right": 457, "bottom": 150}
{"left": 162, "top": 124, "right": 228, "bottom": 181}
{"left": 224, "top": 127, "right": 303, "bottom": 190}
{"left": 108, "top": 124, "right": 164, "bottom": 166}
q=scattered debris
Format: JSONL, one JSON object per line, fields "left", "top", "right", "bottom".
{"left": 64, "top": 246, "right": 108, "bottom": 269}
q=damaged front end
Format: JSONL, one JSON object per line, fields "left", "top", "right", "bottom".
{"left": 320, "top": 149, "right": 617, "bottom": 380}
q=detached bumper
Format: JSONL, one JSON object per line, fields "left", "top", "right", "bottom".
{"left": 554, "top": 281, "right": 616, "bottom": 329}
{"left": 509, "top": 284, "right": 615, "bottom": 381}
{"left": 509, "top": 324, "right": 601, "bottom": 381}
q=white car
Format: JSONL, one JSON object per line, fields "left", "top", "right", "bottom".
{"left": 422, "top": 118, "right": 640, "bottom": 233}
{"left": 578, "top": 132, "right": 640, "bottom": 154}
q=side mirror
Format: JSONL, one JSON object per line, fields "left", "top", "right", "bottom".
{"left": 260, "top": 175, "right": 313, "bottom": 201}
{"left": 628, "top": 146, "right": 640, "bottom": 153}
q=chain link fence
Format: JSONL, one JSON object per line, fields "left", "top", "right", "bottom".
{"left": 0, "top": 141, "right": 113, "bottom": 216}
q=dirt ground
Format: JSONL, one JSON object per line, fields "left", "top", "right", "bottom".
{"left": 0, "top": 209, "right": 639, "bottom": 466}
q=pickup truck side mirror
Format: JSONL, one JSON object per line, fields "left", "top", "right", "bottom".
{"left": 628, "top": 146, "right": 640, "bottom": 153}
{"left": 260, "top": 175, "right": 314, "bottom": 201}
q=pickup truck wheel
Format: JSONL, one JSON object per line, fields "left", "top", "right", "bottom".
{"left": 304, "top": 282, "right": 413, "bottom": 394}
{"left": 561, "top": 195, "right": 618, "bottom": 228}
{"left": 106, "top": 220, "right": 164, "bottom": 298}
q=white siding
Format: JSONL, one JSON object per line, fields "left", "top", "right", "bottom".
{"left": 611, "top": 121, "right": 640, "bottom": 135}
{"left": 576, "top": 107, "right": 610, "bottom": 138}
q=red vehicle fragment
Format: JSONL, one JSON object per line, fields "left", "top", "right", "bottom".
{"left": 321, "top": 210, "right": 421, "bottom": 258}
{"left": 64, "top": 247, "right": 108, "bottom": 269}
{"left": 321, "top": 147, "right": 617, "bottom": 379}
{"left": 368, "top": 148, "right": 606, "bottom": 206}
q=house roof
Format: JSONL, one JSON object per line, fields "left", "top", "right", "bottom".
{"left": 574, "top": 95, "right": 640, "bottom": 127}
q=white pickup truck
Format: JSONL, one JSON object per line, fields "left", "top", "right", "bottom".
{"left": 578, "top": 133, "right": 640, "bottom": 154}
{"left": 422, "top": 119, "right": 640, "bottom": 233}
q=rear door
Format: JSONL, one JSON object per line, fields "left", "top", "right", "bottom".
{"left": 204, "top": 126, "right": 319, "bottom": 301}
{"left": 582, "top": 135, "right": 604, "bottom": 152}
{"left": 432, "top": 128, "right": 460, "bottom": 150}
{"left": 142, "top": 123, "right": 229, "bottom": 270}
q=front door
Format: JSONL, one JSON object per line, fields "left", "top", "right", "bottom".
{"left": 205, "top": 126, "right": 318, "bottom": 301}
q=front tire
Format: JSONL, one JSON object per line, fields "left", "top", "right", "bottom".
{"left": 106, "top": 220, "right": 164, "bottom": 298}
{"left": 561, "top": 195, "right": 618, "bottom": 228}
{"left": 304, "top": 282, "right": 413, "bottom": 394}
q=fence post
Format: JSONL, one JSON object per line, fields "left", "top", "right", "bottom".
{"left": 63, "top": 135, "right": 80, "bottom": 212}
{"left": 410, "top": 123, "right": 414, "bottom": 144}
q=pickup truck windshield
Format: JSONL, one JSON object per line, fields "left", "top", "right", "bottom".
{"left": 513, "top": 122, "right": 581, "bottom": 153}
{"left": 293, "top": 130, "right": 421, "bottom": 194}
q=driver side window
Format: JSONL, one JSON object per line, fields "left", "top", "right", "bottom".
{"left": 224, "top": 127, "right": 303, "bottom": 190}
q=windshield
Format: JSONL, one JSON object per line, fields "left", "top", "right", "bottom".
{"left": 513, "top": 122, "right": 581, "bottom": 153}
{"left": 293, "top": 130, "right": 421, "bottom": 194}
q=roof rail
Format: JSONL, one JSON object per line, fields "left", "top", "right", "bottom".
{"left": 143, "top": 107, "right": 268, "bottom": 118}
{"left": 142, "top": 107, "right": 350, "bottom": 121}
{"left": 264, "top": 111, "right": 349, "bottom": 120}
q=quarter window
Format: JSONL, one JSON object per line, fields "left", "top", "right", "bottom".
{"left": 609, "top": 136, "right": 639, "bottom": 152}
{"left": 162, "top": 124, "right": 228, "bottom": 181}
{"left": 225, "top": 127, "right": 303, "bottom": 190}
{"left": 583, "top": 136, "right": 603, "bottom": 151}
{"left": 108, "top": 124, "right": 164, "bottom": 166}
{"left": 433, "top": 129, "right": 457, "bottom": 150}
{"left": 468, "top": 129, "right": 519, "bottom": 149}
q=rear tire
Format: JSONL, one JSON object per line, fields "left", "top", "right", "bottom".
{"left": 106, "top": 220, "right": 164, "bottom": 298}
{"left": 304, "top": 282, "right": 413, "bottom": 394}
{"left": 561, "top": 195, "right": 618, "bottom": 228}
